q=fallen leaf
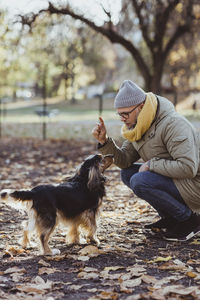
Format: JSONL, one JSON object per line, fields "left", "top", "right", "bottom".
{"left": 4, "top": 267, "right": 26, "bottom": 275}
{"left": 79, "top": 245, "right": 102, "bottom": 256}
{"left": 16, "top": 285, "right": 45, "bottom": 294}
{"left": 77, "top": 255, "right": 90, "bottom": 261}
{"left": 32, "top": 275, "right": 53, "bottom": 289}
{"left": 4, "top": 246, "right": 25, "bottom": 256}
{"left": 104, "top": 266, "right": 124, "bottom": 272}
{"left": 46, "top": 254, "right": 66, "bottom": 261}
{"left": 141, "top": 274, "right": 157, "bottom": 284}
{"left": 126, "top": 295, "right": 144, "bottom": 300}
{"left": 10, "top": 273, "right": 25, "bottom": 282}
{"left": 127, "top": 265, "right": 146, "bottom": 276}
{"left": 38, "top": 259, "right": 51, "bottom": 267}
{"left": 173, "top": 259, "right": 185, "bottom": 266}
{"left": 82, "top": 267, "right": 98, "bottom": 273}
{"left": 68, "top": 284, "right": 83, "bottom": 290}
{"left": 186, "top": 271, "right": 197, "bottom": 278}
{"left": 147, "top": 256, "right": 172, "bottom": 264}
{"left": 119, "top": 287, "right": 133, "bottom": 294}
{"left": 120, "top": 278, "right": 142, "bottom": 289}
{"left": 0, "top": 234, "right": 7, "bottom": 238}
{"left": 114, "top": 245, "right": 132, "bottom": 252}
{"left": 78, "top": 271, "right": 99, "bottom": 280}
{"left": 151, "top": 285, "right": 199, "bottom": 297}
{"left": 38, "top": 267, "right": 61, "bottom": 275}
{"left": 119, "top": 273, "right": 132, "bottom": 281}
{"left": 16, "top": 276, "right": 53, "bottom": 294}
{"left": 158, "top": 262, "right": 188, "bottom": 271}
{"left": 187, "top": 259, "right": 197, "bottom": 264}
{"left": 0, "top": 276, "right": 9, "bottom": 282}
{"left": 87, "top": 288, "right": 98, "bottom": 293}
{"left": 99, "top": 291, "right": 118, "bottom": 300}
{"left": 152, "top": 275, "right": 184, "bottom": 289}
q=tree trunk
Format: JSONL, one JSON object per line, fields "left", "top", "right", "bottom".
{"left": 137, "top": 63, "right": 163, "bottom": 94}
{"left": 42, "top": 68, "right": 47, "bottom": 141}
{"left": 148, "top": 54, "right": 164, "bottom": 94}
{"left": 150, "top": 72, "right": 162, "bottom": 95}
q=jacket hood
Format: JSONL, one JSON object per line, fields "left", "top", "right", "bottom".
{"left": 156, "top": 95, "right": 175, "bottom": 124}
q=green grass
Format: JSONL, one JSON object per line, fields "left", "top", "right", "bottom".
{"left": 2, "top": 110, "right": 118, "bottom": 123}
{"left": 2, "top": 97, "right": 200, "bottom": 123}
{"left": 178, "top": 109, "right": 200, "bottom": 121}
{"left": 1, "top": 97, "right": 118, "bottom": 123}
{"left": 1, "top": 97, "right": 200, "bottom": 140}
{"left": 0, "top": 97, "right": 122, "bottom": 140}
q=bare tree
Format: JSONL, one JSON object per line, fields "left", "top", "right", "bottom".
{"left": 20, "top": 0, "right": 200, "bottom": 93}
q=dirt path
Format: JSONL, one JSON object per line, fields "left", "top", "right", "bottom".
{"left": 0, "top": 138, "right": 200, "bottom": 300}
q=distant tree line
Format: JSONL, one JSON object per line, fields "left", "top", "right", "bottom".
{"left": 1, "top": 0, "right": 200, "bottom": 102}
{"left": 20, "top": 0, "right": 200, "bottom": 95}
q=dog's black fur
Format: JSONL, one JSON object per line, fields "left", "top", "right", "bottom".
{"left": 0, "top": 154, "right": 113, "bottom": 255}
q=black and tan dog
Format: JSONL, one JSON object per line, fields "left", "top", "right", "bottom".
{"left": 0, "top": 154, "right": 113, "bottom": 255}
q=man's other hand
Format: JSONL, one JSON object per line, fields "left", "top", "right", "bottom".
{"left": 139, "top": 161, "right": 150, "bottom": 172}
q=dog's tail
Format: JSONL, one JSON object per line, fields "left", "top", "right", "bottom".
{"left": 0, "top": 189, "right": 34, "bottom": 210}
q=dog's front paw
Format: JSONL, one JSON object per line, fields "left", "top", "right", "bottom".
{"left": 87, "top": 237, "right": 100, "bottom": 246}
{"left": 43, "top": 248, "right": 61, "bottom": 256}
{"left": 66, "top": 237, "right": 80, "bottom": 245}
{"left": 94, "top": 238, "right": 100, "bottom": 246}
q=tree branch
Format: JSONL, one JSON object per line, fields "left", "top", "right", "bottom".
{"left": 131, "top": 0, "right": 154, "bottom": 52}
{"left": 99, "top": 3, "right": 113, "bottom": 31}
{"left": 154, "top": 0, "right": 180, "bottom": 42}
{"left": 163, "top": 24, "right": 190, "bottom": 60}
{"left": 21, "top": 1, "right": 151, "bottom": 83}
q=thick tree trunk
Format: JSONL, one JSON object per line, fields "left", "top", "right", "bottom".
{"left": 150, "top": 76, "right": 162, "bottom": 94}
{"left": 146, "top": 55, "right": 164, "bottom": 94}
{"left": 138, "top": 62, "right": 163, "bottom": 94}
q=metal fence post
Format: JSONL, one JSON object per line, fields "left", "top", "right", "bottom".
{"left": 0, "top": 98, "right": 2, "bottom": 138}
{"left": 97, "top": 94, "right": 103, "bottom": 116}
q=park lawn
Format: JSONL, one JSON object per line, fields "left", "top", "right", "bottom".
{"left": 1, "top": 97, "right": 200, "bottom": 140}
{"left": 2, "top": 97, "right": 118, "bottom": 123}
{"left": 2, "top": 110, "right": 118, "bottom": 123}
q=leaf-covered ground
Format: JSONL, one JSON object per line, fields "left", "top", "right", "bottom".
{"left": 0, "top": 138, "right": 200, "bottom": 300}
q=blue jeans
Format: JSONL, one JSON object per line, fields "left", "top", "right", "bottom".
{"left": 121, "top": 163, "right": 192, "bottom": 221}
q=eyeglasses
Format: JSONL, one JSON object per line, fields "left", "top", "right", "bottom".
{"left": 117, "top": 103, "right": 141, "bottom": 119}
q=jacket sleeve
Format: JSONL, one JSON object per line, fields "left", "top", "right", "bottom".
{"left": 149, "top": 118, "right": 200, "bottom": 179}
{"left": 98, "top": 137, "right": 140, "bottom": 169}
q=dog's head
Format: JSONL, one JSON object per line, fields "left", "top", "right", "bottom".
{"left": 79, "top": 154, "right": 113, "bottom": 191}
{"left": 82, "top": 154, "right": 113, "bottom": 172}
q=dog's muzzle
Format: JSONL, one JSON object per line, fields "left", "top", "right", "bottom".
{"left": 101, "top": 154, "right": 114, "bottom": 172}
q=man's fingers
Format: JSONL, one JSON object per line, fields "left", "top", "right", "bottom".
{"left": 99, "top": 116, "right": 105, "bottom": 127}
{"left": 93, "top": 123, "right": 101, "bottom": 131}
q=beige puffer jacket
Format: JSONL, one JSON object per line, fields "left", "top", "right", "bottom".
{"left": 99, "top": 96, "right": 200, "bottom": 212}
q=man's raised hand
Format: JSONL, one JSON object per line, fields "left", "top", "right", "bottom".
{"left": 92, "top": 117, "right": 107, "bottom": 144}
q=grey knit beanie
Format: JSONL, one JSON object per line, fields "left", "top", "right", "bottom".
{"left": 114, "top": 80, "right": 146, "bottom": 108}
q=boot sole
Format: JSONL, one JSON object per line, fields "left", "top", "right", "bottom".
{"left": 164, "top": 227, "right": 200, "bottom": 242}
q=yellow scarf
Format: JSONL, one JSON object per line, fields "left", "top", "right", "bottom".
{"left": 121, "top": 92, "right": 158, "bottom": 142}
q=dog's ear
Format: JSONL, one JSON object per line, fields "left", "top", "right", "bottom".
{"left": 87, "top": 166, "right": 101, "bottom": 191}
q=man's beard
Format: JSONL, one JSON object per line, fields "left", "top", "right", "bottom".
{"left": 127, "top": 123, "right": 136, "bottom": 130}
